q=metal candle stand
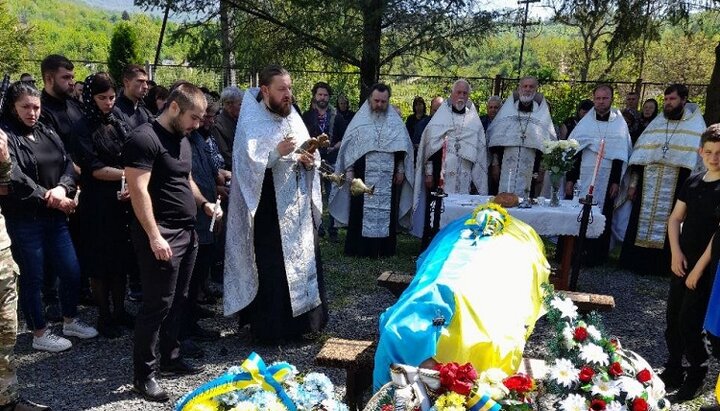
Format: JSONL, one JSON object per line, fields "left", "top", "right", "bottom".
{"left": 569, "top": 193, "right": 596, "bottom": 291}
{"left": 428, "top": 187, "right": 448, "bottom": 240}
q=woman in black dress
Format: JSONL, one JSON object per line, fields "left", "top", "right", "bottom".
{"left": 75, "top": 73, "right": 137, "bottom": 338}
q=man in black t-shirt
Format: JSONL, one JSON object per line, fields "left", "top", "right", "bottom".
{"left": 115, "top": 64, "right": 153, "bottom": 130}
{"left": 123, "top": 83, "right": 222, "bottom": 403}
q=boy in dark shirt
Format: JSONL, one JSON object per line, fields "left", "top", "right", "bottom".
{"left": 662, "top": 124, "right": 720, "bottom": 401}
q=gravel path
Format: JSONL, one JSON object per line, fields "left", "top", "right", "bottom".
{"left": 13, "top": 260, "right": 720, "bottom": 410}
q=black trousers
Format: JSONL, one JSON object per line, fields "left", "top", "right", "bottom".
{"left": 180, "top": 243, "right": 213, "bottom": 338}
{"left": 665, "top": 272, "right": 714, "bottom": 369}
{"left": 131, "top": 224, "right": 198, "bottom": 380}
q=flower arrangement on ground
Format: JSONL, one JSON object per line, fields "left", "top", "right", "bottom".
{"left": 543, "top": 284, "right": 670, "bottom": 411}
{"left": 175, "top": 352, "right": 348, "bottom": 411}
{"left": 374, "top": 361, "right": 536, "bottom": 411}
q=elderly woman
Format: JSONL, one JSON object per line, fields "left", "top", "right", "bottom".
{"left": 0, "top": 82, "right": 97, "bottom": 352}
{"left": 75, "top": 73, "right": 137, "bottom": 338}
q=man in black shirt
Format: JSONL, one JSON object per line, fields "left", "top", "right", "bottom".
{"left": 38, "top": 54, "right": 85, "bottom": 321}
{"left": 124, "top": 82, "right": 222, "bottom": 402}
{"left": 115, "top": 65, "right": 152, "bottom": 130}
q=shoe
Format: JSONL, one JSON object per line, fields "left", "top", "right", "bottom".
{"left": 180, "top": 339, "right": 205, "bottom": 359}
{"left": 32, "top": 329, "right": 72, "bottom": 352}
{"left": 96, "top": 320, "right": 122, "bottom": 339}
{"left": 44, "top": 304, "right": 62, "bottom": 323}
{"left": 160, "top": 357, "right": 204, "bottom": 376}
{"left": 62, "top": 319, "right": 98, "bottom": 339}
{"left": 127, "top": 290, "right": 142, "bottom": 302}
{"left": 132, "top": 377, "right": 169, "bottom": 402}
{"left": 3, "top": 397, "right": 51, "bottom": 410}
{"left": 659, "top": 365, "right": 685, "bottom": 390}
{"left": 187, "top": 323, "right": 220, "bottom": 342}
{"left": 113, "top": 312, "right": 135, "bottom": 329}
{"left": 192, "top": 305, "right": 214, "bottom": 319}
{"left": 674, "top": 366, "right": 707, "bottom": 402}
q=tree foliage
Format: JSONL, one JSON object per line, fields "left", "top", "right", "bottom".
{"left": 107, "top": 21, "right": 141, "bottom": 82}
{"left": 0, "top": 1, "right": 33, "bottom": 74}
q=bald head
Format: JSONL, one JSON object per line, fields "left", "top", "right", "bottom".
{"left": 430, "top": 96, "right": 444, "bottom": 115}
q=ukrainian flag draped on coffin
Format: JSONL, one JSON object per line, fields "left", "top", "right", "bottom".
{"left": 373, "top": 204, "right": 550, "bottom": 390}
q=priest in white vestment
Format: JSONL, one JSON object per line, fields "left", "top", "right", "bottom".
{"left": 619, "top": 84, "right": 705, "bottom": 276}
{"left": 223, "top": 66, "right": 327, "bottom": 343}
{"left": 411, "top": 79, "right": 488, "bottom": 248}
{"left": 487, "top": 76, "right": 557, "bottom": 197}
{"left": 566, "top": 85, "right": 632, "bottom": 265}
{"left": 329, "top": 83, "right": 414, "bottom": 258}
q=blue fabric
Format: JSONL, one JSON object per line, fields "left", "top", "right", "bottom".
{"left": 7, "top": 213, "right": 80, "bottom": 330}
{"left": 189, "top": 132, "right": 218, "bottom": 245}
{"left": 705, "top": 263, "right": 720, "bottom": 338}
{"left": 373, "top": 215, "right": 470, "bottom": 390}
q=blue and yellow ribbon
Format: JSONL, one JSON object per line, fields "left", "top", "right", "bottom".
{"left": 466, "top": 390, "right": 502, "bottom": 411}
{"left": 175, "top": 352, "right": 296, "bottom": 411}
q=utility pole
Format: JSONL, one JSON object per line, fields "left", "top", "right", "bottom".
{"left": 516, "top": 0, "right": 540, "bottom": 76}
{"left": 153, "top": 0, "right": 172, "bottom": 75}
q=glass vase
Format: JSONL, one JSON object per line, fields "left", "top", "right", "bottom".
{"left": 549, "top": 173, "right": 562, "bottom": 207}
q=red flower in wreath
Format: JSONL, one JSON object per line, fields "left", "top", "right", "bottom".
{"left": 631, "top": 397, "right": 649, "bottom": 411}
{"left": 573, "top": 326, "right": 589, "bottom": 342}
{"left": 608, "top": 362, "right": 623, "bottom": 378}
{"left": 579, "top": 366, "right": 595, "bottom": 383}
{"left": 636, "top": 369, "right": 652, "bottom": 384}
{"left": 380, "top": 405, "right": 394, "bottom": 411}
{"left": 590, "top": 398, "right": 607, "bottom": 410}
{"left": 435, "top": 362, "right": 477, "bottom": 396}
{"left": 503, "top": 373, "right": 534, "bottom": 394}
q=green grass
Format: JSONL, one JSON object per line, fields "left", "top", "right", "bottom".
{"left": 319, "top": 229, "right": 419, "bottom": 309}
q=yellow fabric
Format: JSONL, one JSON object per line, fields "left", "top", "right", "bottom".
{"left": 433, "top": 218, "right": 549, "bottom": 375}
{"left": 715, "top": 373, "right": 720, "bottom": 404}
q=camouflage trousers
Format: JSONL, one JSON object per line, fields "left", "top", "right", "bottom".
{"left": 0, "top": 247, "right": 18, "bottom": 405}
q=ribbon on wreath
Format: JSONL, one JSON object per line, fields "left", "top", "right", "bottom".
{"left": 466, "top": 390, "right": 502, "bottom": 411}
{"left": 175, "top": 352, "right": 297, "bottom": 411}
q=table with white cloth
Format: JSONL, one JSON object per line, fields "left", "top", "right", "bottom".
{"left": 440, "top": 194, "right": 606, "bottom": 289}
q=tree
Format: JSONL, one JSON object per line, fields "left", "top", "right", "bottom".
{"left": 136, "top": 0, "right": 496, "bottom": 100}
{"left": 108, "top": 21, "right": 141, "bottom": 82}
{"left": 0, "top": 1, "right": 33, "bottom": 74}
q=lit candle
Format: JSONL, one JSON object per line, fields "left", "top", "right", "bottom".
{"left": 588, "top": 139, "right": 605, "bottom": 195}
{"left": 209, "top": 196, "right": 222, "bottom": 232}
{"left": 507, "top": 170, "right": 512, "bottom": 193}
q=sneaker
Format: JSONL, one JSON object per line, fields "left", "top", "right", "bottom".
{"left": 62, "top": 319, "right": 98, "bottom": 339}
{"left": 32, "top": 329, "right": 72, "bottom": 352}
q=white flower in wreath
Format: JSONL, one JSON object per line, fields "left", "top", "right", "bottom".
{"left": 567, "top": 138, "right": 579, "bottom": 148}
{"left": 586, "top": 325, "right": 602, "bottom": 341}
{"left": 480, "top": 368, "right": 508, "bottom": 385}
{"left": 558, "top": 140, "right": 569, "bottom": 150}
{"left": 616, "top": 376, "right": 644, "bottom": 399}
{"left": 590, "top": 375, "right": 620, "bottom": 398}
{"left": 579, "top": 342, "right": 609, "bottom": 365}
{"left": 550, "top": 296, "right": 578, "bottom": 320}
{"left": 558, "top": 393, "right": 588, "bottom": 411}
{"left": 605, "top": 400, "right": 628, "bottom": 411}
{"left": 476, "top": 381, "right": 508, "bottom": 401}
{"left": 562, "top": 325, "right": 576, "bottom": 349}
{"left": 549, "top": 358, "right": 579, "bottom": 388}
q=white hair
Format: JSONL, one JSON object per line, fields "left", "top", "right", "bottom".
{"left": 452, "top": 79, "right": 471, "bottom": 93}
{"left": 220, "top": 86, "right": 244, "bottom": 105}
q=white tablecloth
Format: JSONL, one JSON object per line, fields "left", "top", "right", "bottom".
{"left": 440, "top": 194, "right": 606, "bottom": 238}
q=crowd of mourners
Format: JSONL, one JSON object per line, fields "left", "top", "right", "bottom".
{"left": 1, "top": 54, "right": 720, "bottom": 411}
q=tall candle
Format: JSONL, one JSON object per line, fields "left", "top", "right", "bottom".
{"left": 438, "top": 136, "right": 448, "bottom": 190}
{"left": 588, "top": 139, "right": 605, "bottom": 195}
{"left": 120, "top": 170, "right": 126, "bottom": 192}
{"left": 209, "top": 196, "right": 222, "bottom": 232}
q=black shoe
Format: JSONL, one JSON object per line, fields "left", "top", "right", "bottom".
{"left": 188, "top": 323, "right": 220, "bottom": 342}
{"left": 180, "top": 339, "right": 205, "bottom": 359}
{"left": 113, "top": 312, "right": 135, "bottom": 329}
{"left": 160, "top": 357, "right": 204, "bottom": 376}
{"left": 97, "top": 321, "right": 122, "bottom": 339}
{"left": 659, "top": 365, "right": 686, "bottom": 390}
{"left": 1, "top": 397, "right": 52, "bottom": 411}
{"left": 132, "top": 377, "right": 169, "bottom": 402}
{"left": 192, "top": 305, "right": 214, "bottom": 319}
{"left": 43, "top": 304, "right": 62, "bottom": 323}
{"left": 674, "top": 367, "right": 707, "bottom": 402}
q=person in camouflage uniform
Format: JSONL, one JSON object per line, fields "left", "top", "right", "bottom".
{"left": 0, "top": 127, "right": 49, "bottom": 411}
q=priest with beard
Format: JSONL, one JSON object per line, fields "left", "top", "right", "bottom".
{"left": 223, "top": 65, "right": 327, "bottom": 343}
{"left": 566, "top": 85, "right": 632, "bottom": 266}
{"left": 487, "top": 76, "right": 557, "bottom": 197}
{"left": 619, "top": 84, "right": 706, "bottom": 276}
{"left": 329, "top": 83, "right": 414, "bottom": 258}
{"left": 411, "top": 79, "right": 488, "bottom": 249}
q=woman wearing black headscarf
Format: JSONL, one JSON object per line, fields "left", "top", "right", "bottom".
{"left": 75, "top": 73, "right": 137, "bottom": 338}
